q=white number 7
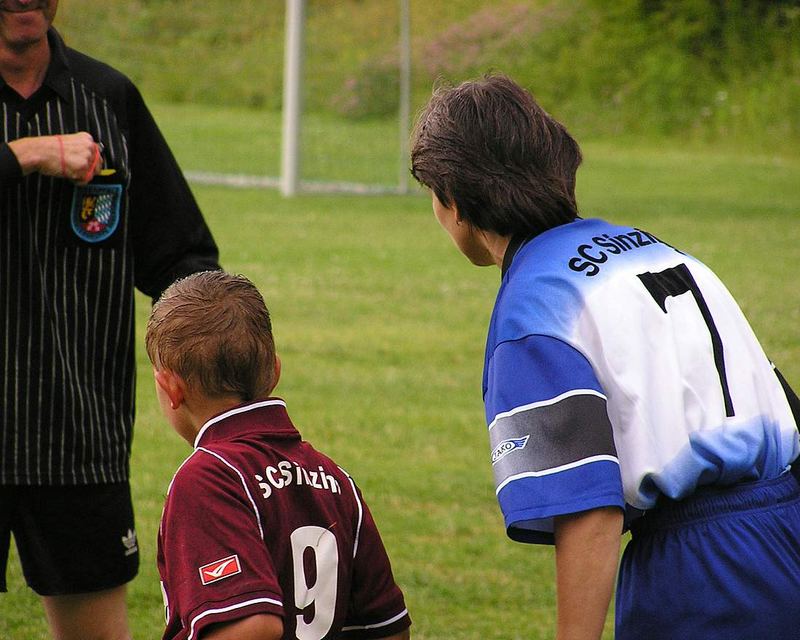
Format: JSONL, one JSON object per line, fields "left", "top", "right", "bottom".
{"left": 290, "top": 526, "right": 339, "bottom": 640}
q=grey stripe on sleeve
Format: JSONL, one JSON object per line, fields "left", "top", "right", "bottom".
{"left": 489, "top": 392, "right": 618, "bottom": 490}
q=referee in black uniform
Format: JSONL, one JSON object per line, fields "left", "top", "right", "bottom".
{"left": 0, "top": 2, "right": 220, "bottom": 638}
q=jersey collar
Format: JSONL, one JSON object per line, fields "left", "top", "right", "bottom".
{"left": 501, "top": 235, "right": 531, "bottom": 278}
{"left": 194, "top": 399, "right": 298, "bottom": 449}
{"left": 500, "top": 218, "right": 584, "bottom": 278}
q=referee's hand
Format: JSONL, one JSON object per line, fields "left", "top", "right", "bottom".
{"left": 9, "top": 131, "right": 103, "bottom": 184}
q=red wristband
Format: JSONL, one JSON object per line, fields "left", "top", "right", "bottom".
{"left": 82, "top": 143, "right": 100, "bottom": 184}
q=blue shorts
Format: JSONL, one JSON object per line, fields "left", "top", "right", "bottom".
{"left": 616, "top": 471, "right": 800, "bottom": 640}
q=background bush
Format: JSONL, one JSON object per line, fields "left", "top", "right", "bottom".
{"left": 58, "top": 1, "right": 799, "bottom": 152}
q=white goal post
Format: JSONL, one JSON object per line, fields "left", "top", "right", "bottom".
{"left": 280, "top": 0, "right": 305, "bottom": 196}
{"left": 187, "top": 0, "right": 412, "bottom": 196}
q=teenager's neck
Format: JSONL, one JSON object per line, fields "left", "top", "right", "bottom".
{"left": 482, "top": 231, "right": 511, "bottom": 268}
{"left": 0, "top": 38, "right": 51, "bottom": 98}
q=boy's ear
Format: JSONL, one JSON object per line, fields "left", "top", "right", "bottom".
{"left": 270, "top": 354, "right": 282, "bottom": 395}
{"left": 155, "top": 369, "right": 186, "bottom": 410}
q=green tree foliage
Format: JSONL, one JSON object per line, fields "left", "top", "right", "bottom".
{"left": 58, "top": 0, "right": 800, "bottom": 151}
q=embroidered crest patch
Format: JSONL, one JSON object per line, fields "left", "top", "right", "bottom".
{"left": 70, "top": 183, "right": 122, "bottom": 243}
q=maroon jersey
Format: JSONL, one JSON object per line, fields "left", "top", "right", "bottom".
{"left": 157, "top": 400, "right": 410, "bottom": 640}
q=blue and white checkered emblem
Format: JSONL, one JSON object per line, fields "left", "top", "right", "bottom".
{"left": 71, "top": 183, "right": 122, "bottom": 243}
{"left": 491, "top": 435, "right": 530, "bottom": 465}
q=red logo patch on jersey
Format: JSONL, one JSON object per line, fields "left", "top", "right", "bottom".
{"left": 198, "top": 554, "right": 241, "bottom": 585}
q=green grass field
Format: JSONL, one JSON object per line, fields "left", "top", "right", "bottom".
{"left": 1, "top": 108, "right": 798, "bottom": 639}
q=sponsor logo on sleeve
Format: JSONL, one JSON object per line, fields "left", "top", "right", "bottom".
{"left": 491, "top": 435, "right": 530, "bottom": 465}
{"left": 198, "top": 554, "right": 241, "bottom": 585}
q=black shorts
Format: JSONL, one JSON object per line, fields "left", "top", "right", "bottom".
{"left": 0, "top": 483, "right": 139, "bottom": 596}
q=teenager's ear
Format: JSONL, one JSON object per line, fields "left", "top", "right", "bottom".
{"left": 445, "top": 200, "right": 463, "bottom": 225}
{"left": 155, "top": 369, "right": 186, "bottom": 410}
{"left": 432, "top": 191, "right": 462, "bottom": 227}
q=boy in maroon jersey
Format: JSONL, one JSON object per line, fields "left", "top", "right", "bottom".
{"left": 145, "top": 271, "right": 411, "bottom": 640}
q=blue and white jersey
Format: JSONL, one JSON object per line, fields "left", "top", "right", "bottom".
{"left": 484, "top": 218, "right": 799, "bottom": 544}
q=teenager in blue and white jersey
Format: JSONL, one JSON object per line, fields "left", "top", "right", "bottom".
{"left": 410, "top": 74, "right": 800, "bottom": 640}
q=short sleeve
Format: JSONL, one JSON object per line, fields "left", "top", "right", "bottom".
{"left": 484, "top": 334, "right": 625, "bottom": 544}
{"left": 158, "top": 453, "right": 284, "bottom": 640}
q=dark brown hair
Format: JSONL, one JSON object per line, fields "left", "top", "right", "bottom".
{"left": 411, "top": 74, "right": 582, "bottom": 237}
{"left": 145, "top": 271, "right": 276, "bottom": 401}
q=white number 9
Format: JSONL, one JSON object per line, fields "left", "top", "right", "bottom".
{"left": 290, "top": 526, "right": 339, "bottom": 640}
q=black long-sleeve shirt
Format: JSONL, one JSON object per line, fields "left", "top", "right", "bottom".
{"left": 0, "top": 29, "right": 220, "bottom": 485}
